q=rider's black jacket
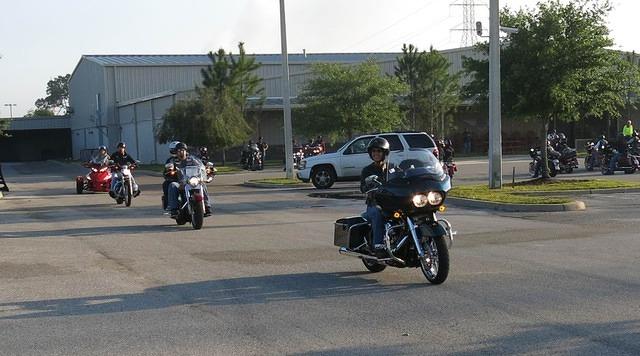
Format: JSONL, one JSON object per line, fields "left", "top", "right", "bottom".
{"left": 164, "top": 155, "right": 204, "bottom": 180}
{"left": 360, "top": 162, "right": 387, "bottom": 205}
{"left": 110, "top": 151, "right": 137, "bottom": 166}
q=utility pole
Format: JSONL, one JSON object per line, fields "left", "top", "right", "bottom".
{"left": 279, "top": 0, "right": 294, "bottom": 179}
{"left": 488, "top": 0, "right": 502, "bottom": 188}
{"left": 3, "top": 104, "right": 17, "bottom": 118}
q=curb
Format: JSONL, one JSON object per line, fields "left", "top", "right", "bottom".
{"left": 242, "top": 181, "right": 310, "bottom": 189}
{"left": 0, "top": 191, "right": 3, "bottom": 199}
{"left": 446, "top": 197, "right": 586, "bottom": 212}
{"left": 307, "top": 190, "right": 587, "bottom": 212}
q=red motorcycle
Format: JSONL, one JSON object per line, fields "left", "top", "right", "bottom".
{"left": 76, "top": 162, "right": 112, "bottom": 194}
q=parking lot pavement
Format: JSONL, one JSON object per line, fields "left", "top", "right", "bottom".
{"left": 1, "top": 161, "right": 639, "bottom": 355}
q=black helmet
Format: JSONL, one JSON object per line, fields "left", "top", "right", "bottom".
{"left": 175, "top": 142, "right": 188, "bottom": 151}
{"left": 367, "top": 137, "right": 390, "bottom": 160}
{"left": 117, "top": 142, "right": 126, "bottom": 148}
{"left": 199, "top": 147, "right": 208, "bottom": 155}
{"left": 558, "top": 133, "right": 567, "bottom": 143}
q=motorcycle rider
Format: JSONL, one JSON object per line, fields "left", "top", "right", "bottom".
{"left": 162, "top": 141, "right": 181, "bottom": 210}
{"left": 165, "top": 142, "right": 212, "bottom": 218}
{"left": 199, "top": 146, "right": 210, "bottom": 164}
{"left": 605, "top": 134, "right": 629, "bottom": 175}
{"left": 109, "top": 142, "right": 140, "bottom": 198}
{"left": 360, "top": 137, "right": 390, "bottom": 256}
{"left": 90, "top": 145, "right": 110, "bottom": 166}
{"left": 532, "top": 141, "right": 560, "bottom": 178}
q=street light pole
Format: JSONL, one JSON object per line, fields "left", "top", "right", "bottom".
{"left": 3, "top": 104, "right": 17, "bottom": 118}
{"left": 488, "top": 0, "right": 502, "bottom": 188}
{"left": 279, "top": 0, "right": 294, "bottom": 179}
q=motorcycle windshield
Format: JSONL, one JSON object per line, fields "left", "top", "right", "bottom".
{"left": 184, "top": 166, "right": 203, "bottom": 179}
{"left": 387, "top": 152, "right": 446, "bottom": 182}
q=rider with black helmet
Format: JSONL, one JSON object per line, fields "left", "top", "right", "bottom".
{"left": 360, "top": 137, "right": 391, "bottom": 255}
{"left": 91, "top": 145, "right": 110, "bottom": 165}
{"left": 162, "top": 141, "right": 182, "bottom": 209}
{"left": 109, "top": 142, "right": 140, "bottom": 197}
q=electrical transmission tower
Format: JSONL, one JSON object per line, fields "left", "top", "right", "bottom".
{"left": 450, "top": 0, "right": 484, "bottom": 47}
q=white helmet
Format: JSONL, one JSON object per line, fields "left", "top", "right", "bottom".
{"left": 169, "top": 141, "right": 181, "bottom": 155}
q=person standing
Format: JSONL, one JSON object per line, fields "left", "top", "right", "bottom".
{"left": 463, "top": 129, "right": 472, "bottom": 154}
{"left": 622, "top": 120, "right": 634, "bottom": 140}
{"left": 257, "top": 137, "right": 269, "bottom": 169}
{"left": 0, "top": 163, "right": 8, "bottom": 192}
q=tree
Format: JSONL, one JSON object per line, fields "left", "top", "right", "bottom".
{"left": 25, "top": 108, "right": 55, "bottom": 117}
{"left": 396, "top": 45, "right": 461, "bottom": 136}
{"left": 158, "top": 42, "right": 261, "bottom": 164}
{"left": 35, "top": 74, "right": 71, "bottom": 115}
{"left": 463, "top": 0, "right": 636, "bottom": 178}
{"left": 296, "top": 60, "right": 407, "bottom": 141}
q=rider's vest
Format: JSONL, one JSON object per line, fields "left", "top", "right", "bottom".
{"left": 623, "top": 125, "right": 633, "bottom": 137}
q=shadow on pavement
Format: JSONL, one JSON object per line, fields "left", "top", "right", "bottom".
{"left": 0, "top": 272, "right": 427, "bottom": 320}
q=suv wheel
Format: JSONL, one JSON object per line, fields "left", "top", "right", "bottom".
{"left": 311, "top": 166, "right": 336, "bottom": 189}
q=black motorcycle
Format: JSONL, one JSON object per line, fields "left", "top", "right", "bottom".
{"left": 556, "top": 145, "right": 579, "bottom": 173}
{"left": 334, "top": 155, "right": 454, "bottom": 284}
{"left": 585, "top": 138, "right": 608, "bottom": 171}
{"left": 528, "top": 147, "right": 560, "bottom": 177}
{"left": 600, "top": 142, "right": 639, "bottom": 175}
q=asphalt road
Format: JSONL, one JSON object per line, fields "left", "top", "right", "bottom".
{"left": 0, "top": 161, "right": 639, "bottom": 355}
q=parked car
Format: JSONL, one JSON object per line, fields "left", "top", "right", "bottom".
{"left": 297, "top": 132, "right": 438, "bottom": 189}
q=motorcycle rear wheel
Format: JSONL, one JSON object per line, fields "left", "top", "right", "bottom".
{"left": 420, "top": 235, "right": 450, "bottom": 284}
{"left": 362, "top": 258, "right": 386, "bottom": 273}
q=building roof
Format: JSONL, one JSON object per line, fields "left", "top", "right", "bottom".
{"left": 82, "top": 53, "right": 406, "bottom": 67}
{"left": 7, "top": 116, "right": 71, "bottom": 130}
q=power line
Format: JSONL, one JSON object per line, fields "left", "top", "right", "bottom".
{"left": 340, "top": 0, "right": 439, "bottom": 52}
{"left": 371, "top": 14, "right": 456, "bottom": 52}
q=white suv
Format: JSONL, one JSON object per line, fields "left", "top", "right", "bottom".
{"left": 297, "top": 132, "right": 438, "bottom": 189}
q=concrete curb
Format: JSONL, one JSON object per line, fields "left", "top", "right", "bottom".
{"left": 307, "top": 190, "right": 587, "bottom": 212}
{"left": 446, "top": 197, "right": 586, "bottom": 212}
{"left": 0, "top": 191, "right": 3, "bottom": 199}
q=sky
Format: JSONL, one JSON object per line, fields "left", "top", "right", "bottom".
{"left": 0, "top": 0, "right": 636, "bottom": 117}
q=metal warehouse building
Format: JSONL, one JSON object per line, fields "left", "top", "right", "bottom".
{"left": 68, "top": 48, "right": 478, "bottom": 163}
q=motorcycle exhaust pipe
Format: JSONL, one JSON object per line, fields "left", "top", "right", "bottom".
{"left": 338, "top": 247, "right": 403, "bottom": 264}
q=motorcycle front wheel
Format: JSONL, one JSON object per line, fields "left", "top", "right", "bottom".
{"left": 76, "top": 180, "right": 84, "bottom": 194}
{"left": 191, "top": 201, "right": 204, "bottom": 230}
{"left": 420, "top": 235, "right": 450, "bottom": 284}
{"left": 124, "top": 180, "right": 132, "bottom": 207}
{"left": 585, "top": 157, "right": 593, "bottom": 171}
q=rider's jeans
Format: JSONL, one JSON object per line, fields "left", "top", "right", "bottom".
{"left": 110, "top": 174, "right": 139, "bottom": 193}
{"left": 167, "top": 182, "right": 212, "bottom": 211}
{"left": 365, "top": 205, "right": 385, "bottom": 245}
{"left": 609, "top": 152, "right": 623, "bottom": 171}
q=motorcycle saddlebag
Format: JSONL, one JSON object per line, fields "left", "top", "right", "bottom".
{"left": 334, "top": 217, "right": 369, "bottom": 248}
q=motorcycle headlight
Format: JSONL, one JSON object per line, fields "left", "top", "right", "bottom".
{"left": 299, "top": 160, "right": 306, "bottom": 170}
{"left": 188, "top": 176, "right": 200, "bottom": 186}
{"left": 91, "top": 168, "right": 98, "bottom": 172}
{"left": 427, "top": 191, "right": 444, "bottom": 205}
{"left": 412, "top": 194, "right": 429, "bottom": 208}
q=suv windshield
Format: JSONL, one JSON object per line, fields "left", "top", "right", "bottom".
{"left": 403, "top": 133, "right": 436, "bottom": 149}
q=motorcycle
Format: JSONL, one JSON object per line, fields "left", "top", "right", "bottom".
{"left": 334, "top": 154, "right": 454, "bottom": 284}
{"left": 528, "top": 147, "right": 560, "bottom": 177}
{"left": 556, "top": 146, "right": 579, "bottom": 173}
{"left": 111, "top": 163, "right": 138, "bottom": 207}
{"left": 600, "top": 143, "right": 639, "bottom": 175}
{"left": 244, "top": 143, "right": 262, "bottom": 171}
{"left": 166, "top": 162, "right": 212, "bottom": 230}
{"left": 76, "top": 162, "right": 112, "bottom": 194}
{"left": 585, "top": 138, "right": 607, "bottom": 171}
{"left": 302, "top": 143, "right": 324, "bottom": 158}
